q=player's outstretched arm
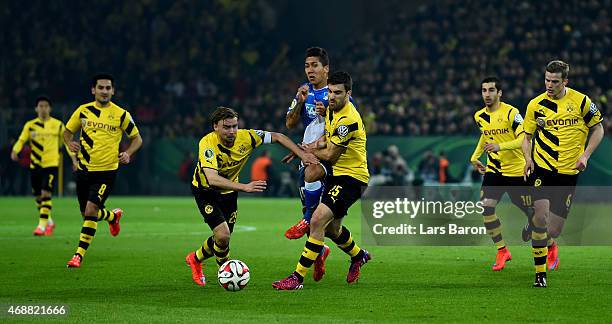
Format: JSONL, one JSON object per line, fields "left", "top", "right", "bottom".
{"left": 269, "top": 132, "right": 318, "bottom": 165}
{"left": 280, "top": 135, "right": 326, "bottom": 164}
{"left": 312, "top": 142, "right": 345, "bottom": 164}
{"left": 203, "top": 168, "right": 266, "bottom": 193}
{"left": 119, "top": 134, "right": 143, "bottom": 164}
{"left": 576, "top": 123, "right": 604, "bottom": 171}
{"left": 494, "top": 132, "right": 525, "bottom": 152}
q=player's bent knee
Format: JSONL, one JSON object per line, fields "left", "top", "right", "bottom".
{"left": 215, "top": 233, "right": 230, "bottom": 247}
{"left": 531, "top": 213, "right": 547, "bottom": 227}
{"left": 216, "top": 236, "right": 230, "bottom": 247}
{"left": 304, "top": 164, "right": 324, "bottom": 182}
{"left": 310, "top": 215, "right": 324, "bottom": 231}
{"left": 214, "top": 228, "right": 231, "bottom": 246}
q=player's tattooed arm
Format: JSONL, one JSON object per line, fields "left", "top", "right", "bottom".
{"left": 286, "top": 85, "right": 309, "bottom": 129}
{"left": 522, "top": 133, "right": 534, "bottom": 180}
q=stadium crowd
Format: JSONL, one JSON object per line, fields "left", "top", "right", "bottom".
{"left": 2, "top": 0, "right": 610, "bottom": 138}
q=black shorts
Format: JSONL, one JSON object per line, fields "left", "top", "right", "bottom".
{"left": 531, "top": 165, "right": 579, "bottom": 218}
{"left": 481, "top": 172, "right": 532, "bottom": 211}
{"left": 321, "top": 175, "right": 367, "bottom": 219}
{"left": 192, "top": 186, "right": 238, "bottom": 231}
{"left": 76, "top": 170, "right": 117, "bottom": 213}
{"left": 30, "top": 167, "right": 58, "bottom": 195}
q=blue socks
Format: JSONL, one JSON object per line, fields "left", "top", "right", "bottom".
{"left": 303, "top": 181, "right": 322, "bottom": 223}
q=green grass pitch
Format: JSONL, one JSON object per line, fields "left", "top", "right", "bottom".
{"left": 1, "top": 196, "right": 611, "bottom": 323}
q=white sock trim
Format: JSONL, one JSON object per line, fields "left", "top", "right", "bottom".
{"left": 304, "top": 181, "right": 322, "bottom": 191}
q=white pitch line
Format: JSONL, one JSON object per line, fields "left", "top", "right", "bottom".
{"left": 0, "top": 225, "right": 257, "bottom": 240}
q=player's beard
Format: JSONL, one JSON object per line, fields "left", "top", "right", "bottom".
{"left": 331, "top": 97, "right": 345, "bottom": 111}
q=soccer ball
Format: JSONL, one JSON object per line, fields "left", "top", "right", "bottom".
{"left": 217, "top": 260, "right": 250, "bottom": 291}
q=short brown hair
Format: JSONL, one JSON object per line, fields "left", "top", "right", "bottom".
{"left": 546, "top": 60, "right": 570, "bottom": 79}
{"left": 209, "top": 106, "right": 238, "bottom": 127}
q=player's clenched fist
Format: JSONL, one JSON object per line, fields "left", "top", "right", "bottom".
{"left": 296, "top": 85, "right": 309, "bottom": 103}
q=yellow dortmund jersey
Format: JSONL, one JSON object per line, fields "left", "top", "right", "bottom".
{"left": 192, "top": 129, "right": 264, "bottom": 194}
{"left": 66, "top": 101, "right": 140, "bottom": 172}
{"left": 325, "top": 101, "right": 369, "bottom": 183}
{"left": 12, "top": 117, "right": 66, "bottom": 169}
{"left": 471, "top": 102, "right": 525, "bottom": 177}
{"left": 524, "top": 88, "right": 603, "bottom": 175}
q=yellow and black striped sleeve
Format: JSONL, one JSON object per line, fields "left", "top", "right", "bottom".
{"left": 523, "top": 101, "right": 537, "bottom": 135}
{"left": 119, "top": 111, "right": 140, "bottom": 138}
{"left": 12, "top": 121, "right": 31, "bottom": 154}
{"left": 246, "top": 129, "right": 265, "bottom": 149}
{"left": 65, "top": 107, "right": 83, "bottom": 133}
{"left": 581, "top": 96, "right": 603, "bottom": 128}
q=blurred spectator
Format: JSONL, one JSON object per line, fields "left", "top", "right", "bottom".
{"left": 386, "top": 145, "right": 410, "bottom": 185}
{"left": 251, "top": 150, "right": 272, "bottom": 181}
{"left": 417, "top": 150, "right": 438, "bottom": 183}
{"left": 369, "top": 145, "right": 413, "bottom": 185}
{"left": 276, "top": 171, "right": 299, "bottom": 197}
{"left": 251, "top": 150, "right": 274, "bottom": 195}
{"left": 178, "top": 151, "right": 195, "bottom": 183}
{"left": 438, "top": 151, "right": 450, "bottom": 184}
{"left": 2, "top": 0, "right": 610, "bottom": 137}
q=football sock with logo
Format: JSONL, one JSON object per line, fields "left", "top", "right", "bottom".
{"left": 195, "top": 236, "right": 215, "bottom": 262}
{"left": 329, "top": 226, "right": 364, "bottom": 261}
{"left": 294, "top": 236, "right": 324, "bottom": 281}
{"left": 483, "top": 206, "right": 506, "bottom": 249}
{"left": 38, "top": 197, "right": 52, "bottom": 228}
{"left": 75, "top": 216, "right": 98, "bottom": 260}
{"left": 213, "top": 240, "right": 230, "bottom": 266}
{"left": 532, "top": 226, "right": 548, "bottom": 273}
